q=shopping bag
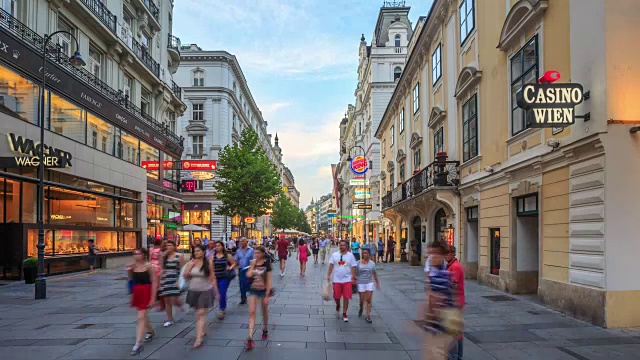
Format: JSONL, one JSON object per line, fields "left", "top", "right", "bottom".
{"left": 320, "top": 281, "right": 332, "bottom": 301}
{"left": 178, "top": 263, "right": 189, "bottom": 291}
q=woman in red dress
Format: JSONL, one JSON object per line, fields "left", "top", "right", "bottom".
{"left": 128, "top": 248, "right": 158, "bottom": 356}
{"left": 296, "top": 238, "right": 309, "bottom": 276}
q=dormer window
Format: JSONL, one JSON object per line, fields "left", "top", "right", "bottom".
{"left": 395, "top": 34, "right": 401, "bottom": 47}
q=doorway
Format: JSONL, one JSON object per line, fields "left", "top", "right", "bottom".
{"left": 515, "top": 194, "right": 539, "bottom": 293}
{"left": 490, "top": 228, "right": 500, "bottom": 275}
{"left": 411, "top": 216, "right": 422, "bottom": 265}
{"left": 434, "top": 208, "right": 447, "bottom": 245}
{"left": 466, "top": 206, "right": 479, "bottom": 278}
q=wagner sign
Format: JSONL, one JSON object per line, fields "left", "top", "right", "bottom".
{"left": 516, "top": 83, "right": 584, "bottom": 128}
{"left": 0, "top": 133, "right": 72, "bottom": 168}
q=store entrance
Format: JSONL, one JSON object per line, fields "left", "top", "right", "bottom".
{"left": 411, "top": 216, "right": 422, "bottom": 266}
{"left": 515, "top": 194, "right": 539, "bottom": 294}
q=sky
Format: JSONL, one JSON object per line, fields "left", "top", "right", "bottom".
{"left": 174, "top": 0, "right": 433, "bottom": 209}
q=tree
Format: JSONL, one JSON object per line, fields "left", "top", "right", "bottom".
{"left": 214, "top": 127, "right": 281, "bottom": 236}
{"left": 271, "top": 194, "right": 297, "bottom": 234}
{"left": 297, "top": 209, "right": 313, "bottom": 234}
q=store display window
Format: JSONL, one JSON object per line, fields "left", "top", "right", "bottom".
{"left": 183, "top": 209, "right": 210, "bottom": 225}
{"left": 46, "top": 187, "right": 114, "bottom": 226}
{"left": 141, "top": 141, "right": 159, "bottom": 179}
{"left": 0, "top": 63, "right": 40, "bottom": 125}
{"left": 28, "top": 229, "right": 119, "bottom": 256}
{"left": 48, "top": 92, "right": 86, "bottom": 144}
{"left": 117, "top": 199, "right": 137, "bottom": 228}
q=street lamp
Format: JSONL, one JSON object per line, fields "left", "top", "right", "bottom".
{"left": 345, "top": 145, "right": 371, "bottom": 244}
{"left": 35, "top": 31, "right": 86, "bottom": 300}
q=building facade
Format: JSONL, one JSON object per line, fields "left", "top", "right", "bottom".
{"left": 375, "top": 0, "right": 640, "bottom": 327}
{"left": 305, "top": 200, "right": 317, "bottom": 234}
{"left": 175, "top": 47, "right": 297, "bottom": 241}
{"left": 0, "top": 0, "right": 185, "bottom": 278}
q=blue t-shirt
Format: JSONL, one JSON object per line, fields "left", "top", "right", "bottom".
{"left": 377, "top": 240, "right": 384, "bottom": 251}
{"left": 351, "top": 242, "right": 360, "bottom": 253}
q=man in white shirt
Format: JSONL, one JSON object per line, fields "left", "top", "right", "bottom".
{"left": 326, "top": 240, "right": 357, "bottom": 322}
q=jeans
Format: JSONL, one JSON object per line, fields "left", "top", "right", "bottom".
{"left": 216, "top": 277, "right": 229, "bottom": 310}
{"left": 239, "top": 268, "right": 249, "bottom": 301}
{"left": 353, "top": 252, "right": 360, "bottom": 261}
{"left": 448, "top": 338, "right": 463, "bottom": 360}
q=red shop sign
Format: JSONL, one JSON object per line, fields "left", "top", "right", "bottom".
{"left": 182, "top": 160, "right": 217, "bottom": 170}
{"left": 141, "top": 161, "right": 174, "bottom": 170}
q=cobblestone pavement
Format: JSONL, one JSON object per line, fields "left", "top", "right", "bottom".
{"left": 1, "top": 251, "right": 640, "bottom": 359}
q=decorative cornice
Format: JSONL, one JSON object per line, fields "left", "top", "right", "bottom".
{"left": 387, "top": 160, "right": 395, "bottom": 171}
{"left": 497, "top": 0, "right": 548, "bottom": 51}
{"left": 454, "top": 66, "right": 482, "bottom": 100}
{"left": 409, "top": 132, "right": 423, "bottom": 149}
{"left": 428, "top": 106, "right": 446, "bottom": 129}
{"left": 396, "top": 149, "right": 406, "bottom": 163}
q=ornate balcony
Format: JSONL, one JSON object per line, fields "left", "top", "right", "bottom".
{"left": 381, "top": 159, "right": 459, "bottom": 210}
{"left": 167, "top": 34, "right": 181, "bottom": 70}
{"left": 80, "top": 0, "right": 117, "bottom": 34}
{"left": 131, "top": 38, "right": 160, "bottom": 77}
{"left": 171, "top": 80, "right": 182, "bottom": 99}
{"left": 143, "top": 0, "right": 160, "bottom": 23}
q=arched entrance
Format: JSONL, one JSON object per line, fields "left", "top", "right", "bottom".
{"left": 434, "top": 208, "right": 447, "bottom": 245}
{"left": 411, "top": 216, "right": 423, "bottom": 266}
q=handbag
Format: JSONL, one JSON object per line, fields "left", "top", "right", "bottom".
{"left": 306, "top": 246, "right": 311, "bottom": 257}
{"left": 178, "top": 263, "right": 189, "bottom": 291}
{"left": 226, "top": 268, "right": 237, "bottom": 281}
{"left": 439, "top": 307, "right": 464, "bottom": 337}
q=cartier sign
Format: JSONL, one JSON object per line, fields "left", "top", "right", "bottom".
{"left": 0, "top": 28, "right": 182, "bottom": 158}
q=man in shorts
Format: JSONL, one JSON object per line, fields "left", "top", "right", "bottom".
{"left": 276, "top": 236, "right": 290, "bottom": 277}
{"left": 327, "top": 240, "right": 357, "bottom": 322}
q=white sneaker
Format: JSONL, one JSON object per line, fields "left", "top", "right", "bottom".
{"left": 163, "top": 321, "right": 173, "bottom": 327}
{"left": 342, "top": 314, "right": 349, "bottom": 322}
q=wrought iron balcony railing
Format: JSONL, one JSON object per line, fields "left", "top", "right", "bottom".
{"left": 143, "top": 0, "right": 160, "bottom": 22}
{"left": 168, "top": 34, "right": 181, "bottom": 53}
{"left": 131, "top": 38, "right": 160, "bottom": 77}
{"left": 0, "top": 7, "right": 183, "bottom": 148}
{"left": 80, "top": 0, "right": 117, "bottom": 34}
{"left": 172, "top": 80, "right": 182, "bottom": 99}
{"left": 381, "top": 160, "right": 459, "bottom": 210}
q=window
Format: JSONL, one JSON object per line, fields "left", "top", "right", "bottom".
{"left": 466, "top": 206, "right": 479, "bottom": 222}
{"left": 1, "top": 0, "right": 16, "bottom": 16}
{"left": 399, "top": 163, "right": 405, "bottom": 183}
{"left": 459, "top": 0, "right": 475, "bottom": 44}
{"left": 433, "top": 127, "right": 444, "bottom": 158}
{"left": 140, "top": 141, "right": 158, "bottom": 178}
{"left": 490, "top": 228, "right": 500, "bottom": 275}
{"left": 390, "top": 125, "right": 395, "bottom": 146}
{"left": 382, "top": 139, "right": 386, "bottom": 158}
{"left": 232, "top": 113, "right": 237, "bottom": 130}
{"left": 358, "top": 122, "right": 362, "bottom": 135}
{"left": 48, "top": 93, "right": 85, "bottom": 144}
{"left": 115, "top": 128, "right": 140, "bottom": 166}
{"left": 193, "top": 70, "right": 204, "bottom": 87}
{"left": 88, "top": 46, "right": 102, "bottom": 79}
{"left": 393, "top": 67, "right": 402, "bottom": 81}
{"left": 395, "top": 34, "right": 401, "bottom": 47}
{"left": 432, "top": 44, "right": 442, "bottom": 84}
{"left": 192, "top": 103, "right": 203, "bottom": 120}
{"left": 233, "top": 81, "right": 237, "bottom": 94}
{"left": 140, "top": 88, "right": 151, "bottom": 115}
{"left": 389, "top": 173, "right": 395, "bottom": 189}
{"left": 414, "top": 148, "right": 421, "bottom": 169}
{"left": 141, "top": 33, "right": 149, "bottom": 48}
{"left": 57, "top": 19, "right": 74, "bottom": 57}
{"left": 167, "top": 110, "right": 176, "bottom": 133}
{"left": 399, "top": 108, "right": 404, "bottom": 133}
{"left": 462, "top": 94, "right": 478, "bottom": 162}
{"left": 0, "top": 63, "right": 40, "bottom": 125}
{"left": 123, "top": 10, "right": 133, "bottom": 28}
{"left": 516, "top": 194, "right": 538, "bottom": 216}
{"left": 123, "top": 74, "right": 133, "bottom": 101}
{"left": 91, "top": 130, "right": 98, "bottom": 148}
{"left": 192, "top": 135, "right": 204, "bottom": 156}
{"left": 511, "top": 36, "right": 538, "bottom": 135}
{"left": 413, "top": 83, "right": 420, "bottom": 113}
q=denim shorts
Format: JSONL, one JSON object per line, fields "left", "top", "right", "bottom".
{"left": 249, "top": 289, "right": 267, "bottom": 298}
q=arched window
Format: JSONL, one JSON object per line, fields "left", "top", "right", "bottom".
{"left": 395, "top": 34, "right": 401, "bottom": 47}
{"left": 394, "top": 66, "right": 402, "bottom": 81}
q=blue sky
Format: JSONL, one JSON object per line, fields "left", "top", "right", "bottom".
{"left": 174, "top": 0, "right": 433, "bottom": 208}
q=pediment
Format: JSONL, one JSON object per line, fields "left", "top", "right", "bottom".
{"left": 186, "top": 121, "right": 208, "bottom": 132}
{"left": 497, "top": 0, "right": 548, "bottom": 51}
{"left": 454, "top": 66, "right": 482, "bottom": 99}
{"left": 428, "top": 106, "right": 446, "bottom": 129}
{"left": 409, "top": 132, "right": 422, "bottom": 149}
{"left": 379, "top": 170, "right": 386, "bottom": 177}
{"left": 387, "top": 160, "right": 395, "bottom": 171}
{"left": 396, "top": 149, "right": 406, "bottom": 163}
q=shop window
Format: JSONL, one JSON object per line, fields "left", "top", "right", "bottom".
{"left": 121, "top": 232, "right": 137, "bottom": 251}
{"left": 116, "top": 128, "right": 140, "bottom": 166}
{"left": 433, "top": 127, "right": 444, "bottom": 158}
{"left": 87, "top": 112, "right": 115, "bottom": 155}
{"left": 490, "top": 228, "right": 500, "bottom": 275}
{"left": 117, "top": 199, "right": 136, "bottom": 228}
{"left": 0, "top": 64, "right": 39, "bottom": 124}
{"left": 462, "top": 94, "right": 478, "bottom": 162}
{"left": 28, "top": 229, "right": 55, "bottom": 257}
{"left": 516, "top": 194, "right": 538, "bottom": 216}
{"left": 466, "top": 206, "right": 478, "bottom": 222}
{"left": 511, "top": 35, "right": 538, "bottom": 135}
{"left": 21, "top": 181, "right": 36, "bottom": 223}
{"left": 183, "top": 209, "right": 211, "bottom": 225}
{"left": 0, "top": 177, "right": 20, "bottom": 222}
{"left": 140, "top": 141, "right": 159, "bottom": 178}
{"left": 48, "top": 172, "right": 115, "bottom": 195}
{"left": 163, "top": 154, "right": 178, "bottom": 189}
{"left": 46, "top": 187, "right": 114, "bottom": 226}
{"left": 48, "top": 92, "right": 86, "bottom": 144}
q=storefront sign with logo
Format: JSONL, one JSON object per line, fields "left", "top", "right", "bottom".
{"left": 244, "top": 217, "right": 255, "bottom": 224}
{"left": 350, "top": 155, "right": 369, "bottom": 175}
{"left": 141, "top": 161, "right": 174, "bottom": 170}
{"left": 516, "top": 82, "right": 584, "bottom": 127}
{"left": 3, "top": 133, "right": 72, "bottom": 168}
{"left": 349, "top": 179, "right": 369, "bottom": 186}
{"left": 181, "top": 160, "right": 217, "bottom": 170}
{"left": 181, "top": 180, "right": 196, "bottom": 192}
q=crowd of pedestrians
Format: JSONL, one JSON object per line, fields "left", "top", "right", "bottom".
{"left": 127, "top": 233, "right": 465, "bottom": 359}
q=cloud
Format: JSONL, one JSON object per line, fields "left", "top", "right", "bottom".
{"left": 261, "top": 102, "right": 292, "bottom": 116}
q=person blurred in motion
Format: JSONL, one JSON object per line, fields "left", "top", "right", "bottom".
{"left": 158, "top": 240, "right": 187, "bottom": 328}
{"left": 205, "top": 240, "right": 216, "bottom": 260}
{"left": 319, "top": 237, "right": 328, "bottom": 264}
{"left": 446, "top": 246, "right": 465, "bottom": 360}
{"left": 356, "top": 248, "right": 380, "bottom": 323}
{"left": 183, "top": 244, "right": 219, "bottom": 348}
{"left": 297, "top": 238, "right": 309, "bottom": 276}
{"left": 234, "top": 237, "right": 254, "bottom": 305}
{"left": 276, "top": 236, "right": 289, "bottom": 276}
{"left": 212, "top": 241, "right": 236, "bottom": 320}
{"left": 149, "top": 237, "right": 164, "bottom": 311}
{"left": 327, "top": 240, "right": 358, "bottom": 322}
{"left": 311, "top": 238, "right": 320, "bottom": 264}
{"left": 128, "top": 248, "right": 157, "bottom": 356}
{"left": 245, "top": 246, "right": 273, "bottom": 351}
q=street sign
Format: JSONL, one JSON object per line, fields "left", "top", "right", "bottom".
{"left": 357, "top": 204, "right": 372, "bottom": 210}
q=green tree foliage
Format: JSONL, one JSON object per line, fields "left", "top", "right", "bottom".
{"left": 214, "top": 128, "right": 281, "bottom": 235}
{"left": 271, "top": 194, "right": 297, "bottom": 233}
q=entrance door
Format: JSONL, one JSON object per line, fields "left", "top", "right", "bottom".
{"left": 515, "top": 194, "right": 539, "bottom": 293}
{"left": 434, "top": 208, "right": 447, "bottom": 244}
{"left": 411, "top": 217, "right": 422, "bottom": 265}
{"left": 490, "top": 228, "right": 500, "bottom": 275}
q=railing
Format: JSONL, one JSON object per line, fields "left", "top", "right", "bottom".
{"left": 381, "top": 160, "right": 459, "bottom": 210}
{"left": 143, "top": 0, "right": 160, "bottom": 23}
{"left": 131, "top": 38, "right": 160, "bottom": 77}
{"left": 167, "top": 34, "right": 181, "bottom": 54}
{"left": 80, "top": 0, "right": 117, "bottom": 34}
{"left": 0, "top": 7, "right": 183, "bottom": 148}
{"left": 171, "top": 80, "right": 182, "bottom": 99}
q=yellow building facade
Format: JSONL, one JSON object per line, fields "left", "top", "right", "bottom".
{"left": 374, "top": 0, "right": 640, "bottom": 327}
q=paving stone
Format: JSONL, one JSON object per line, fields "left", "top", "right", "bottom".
{"left": 487, "top": 347, "right": 584, "bottom": 360}
{"left": 238, "top": 348, "right": 327, "bottom": 360}
{"left": 146, "top": 344, "right": 244, "bottom": 359}
{"left": 306, "top": 341, "right": 346, "bottom": 349}
{"left": 0, "top": 345, "right": 81, "bottom": 360}
{"left": 60, "top": 344, "right": 164, "bottom": 359}
{"left": 325, "top": 331, "right": 392, "bottom": 344}
{"left": 326, "top": 349, "right": 411, "bottom": 360}
{"left": 266, "top": 341, "right": 307, "bottom": 348}
{"left": 466, "top": 330, "right": 546, "bottom": 344}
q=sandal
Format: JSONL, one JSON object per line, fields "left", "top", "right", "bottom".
{"left": 245, "top": 338, "right": 254, "bottom": 351}
{"left": 217, "top": 312, "right": 225, "bottom": 320}
{"left": 261, "top": 330, "right": 269, "bottom": 340}
{"left": 192, "top": 337, "right": 203, "bottom": 348}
